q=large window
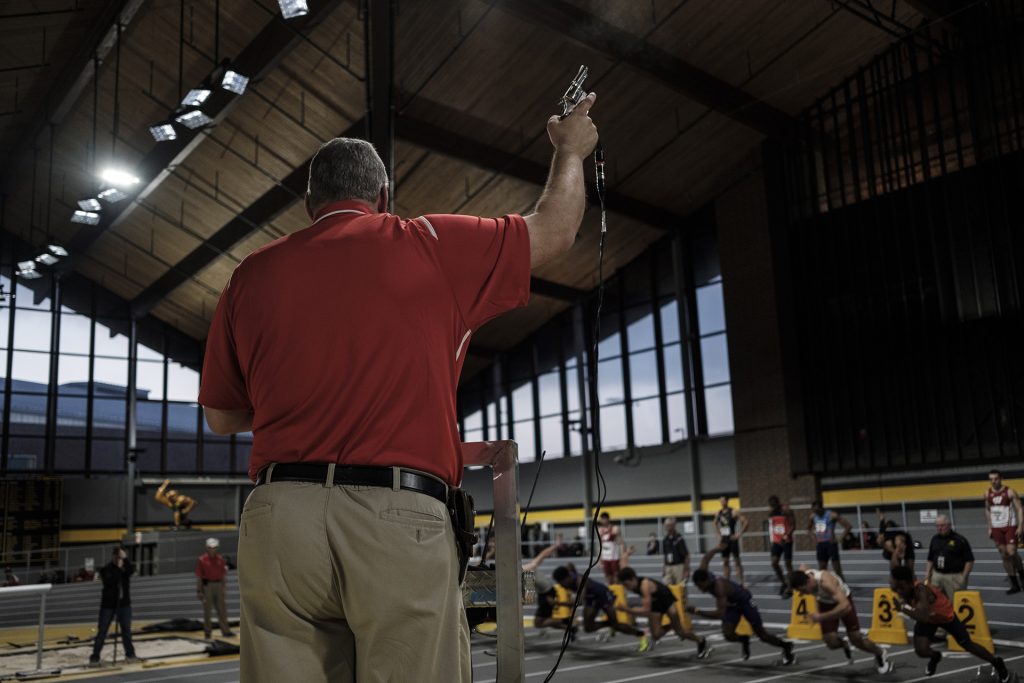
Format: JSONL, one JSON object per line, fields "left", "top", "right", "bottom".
{"left": 456, "top": 228, "right": 734, "bottom": 458}
{"left": 0, "top": 269, "right": 222, "bottom": 476}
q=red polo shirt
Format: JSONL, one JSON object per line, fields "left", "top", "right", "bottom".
{"left": 196, "top": 553, "right": 228, "bottom": 581}
{"left": 199, "top": 201, "right": 531, "bottom": 485}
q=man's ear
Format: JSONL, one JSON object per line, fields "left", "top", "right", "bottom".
{"left": 304, "top": 193, "right": 314, "bottom": 220}
{"left": 377, "top": 185, "right": 389, "bottom": 213}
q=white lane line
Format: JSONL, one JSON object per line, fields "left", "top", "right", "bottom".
{"left": 900, "top": 652, "right": 1024, "bottom": 683}
{"left": 572, "top": 643, "right": 827, "bottom": 683}
{"left": 738, "top": 648, "right": 917, "bottom": 683}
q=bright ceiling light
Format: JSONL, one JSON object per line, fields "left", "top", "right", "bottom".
{"left": 100, "top": 168, "right": 140, "bottom": 188}
{"left": 71, "top": 210, "right": 101, "bottom": 225}
{"left": 35, "top": 252, "right": 59, "bottom": 266}
{"left": 221, "top": 70, "right": 249, "bottom": 95}
{"left": 175, "top": 110, "right": 213, "bottom": 129}
{"left": 47, "top": 244, "right": 68, "bottom": 257}
{"left": 181, "top": 88, "right": 211, "bottom": 107}
{"left": 78, "top": 198, "right": 101, "bottom": 211}
{"left": 98, "top": 187, "right": 128, "bottom": 203}
{"left": 17, "top": 261, "right": 41, "bottom": 279}
{"left": 278, "top": 0, "right": 309, "bottom": 19}
{"left": 149, "top": 123, "right": 177, "bottom": 142}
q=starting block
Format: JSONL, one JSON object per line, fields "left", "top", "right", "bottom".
{"left": 663, "top": 584, "right": 694, "bottom": 630}
{"left": 948, "top": 591, "right": 994, "bottom": 654}
{"left": 868, "top": 587, "right": 909, "bottom": 645}
{"left": 553, "top": 584, "right": 573, "bottom": 621}
{"left": 610, "top": 584, "right": 634, "bottom": 626}
{"left": 787, "top": 593, "right": 823, "bottom": 640}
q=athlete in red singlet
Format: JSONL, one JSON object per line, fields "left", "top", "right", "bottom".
{"left": 890, "top": 566, "right": 1011, "bottom": 681}
{"left": 985, "top": 468, "right": 1024, "bottom": 594}
{"left": 597, "top": 512, "right": 623, "bottom": 584}
{"left": 767, "top": 495, "right": 795, "bottom": 596}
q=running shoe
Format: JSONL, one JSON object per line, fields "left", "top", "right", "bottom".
{"left": 696, "top": 637, "right": 713, "bottom": 660}
{"left": 638, "top": 634, "right": 655, "bottom": 653}
{"left": 596, "top": 629, "right": 613, "bottom": 643}
{"left": 994, "top": 656, "right": 1010, "bottom": 683}
{"left": 926, "top": 651, "right": 942, "bottom": 677}
{"left": 876, "top": 648, "right": 894, "bottom": 674}
{"left": 741, "top": 637, "right": 751, "bottom": 661}
{"left": 843, "top": 642, "right": 853, "bottom": 664}
{"left": 780, "top": 641, "right": 796, "bottom": 666}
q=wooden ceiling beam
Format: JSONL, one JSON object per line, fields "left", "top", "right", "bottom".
{"left": 129, "top": 117, "right": 367, "bottom": 318}
{"left": 63, "top": 0, "right": 344, "bottom": 271}
{"left": 397, "top": 109, "right": 690, "bottom": 231}
{"left": 483, "top": 0, "right": 795, "bottom": 139}
{"left": 0, "top": 0, "right": 146, "bottom": 188}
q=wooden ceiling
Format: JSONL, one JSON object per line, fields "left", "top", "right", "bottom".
{"left": 0, "top": 0, "right": 928, "bottom": 378}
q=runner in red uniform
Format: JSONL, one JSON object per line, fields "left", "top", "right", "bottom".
{"left": 985, "top": 469, "right": 1024, "bottom": 594}
{"left": 597, "top": 512, "right": 623, "bottom": 585}
{"left": 768, "top": 495, "right": 795, "bottom": 596}
{"left": 890, "top": 566, "right": 1011, "bottom": 681}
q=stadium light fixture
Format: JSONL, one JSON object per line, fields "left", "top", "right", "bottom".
{"left": 100, "top": 167, "right": 140, "bottom": 188}
{"left": 278, "top": 0, "right": 309, "bottom": 19}
{"left": 71, "top": 210, "right": 101, "bottom": 225}
{"left": 149, "top": 123, "right": 177, "bottom": 142}
{"left": 16, "top": 260, "right": 41, "bottom": 279}
{"left": 221, "top": 69, "right": 249, "bottom": 95}
{"left": 98, "top": 187, "right": 128, "bottom": 203}
{"left": 77, "top": 198, "right": 102, "bottom": 211}
{"left": 175, "top": 110, "right": 213, "bottom": 129}
{"left": 181, "top": 88, "right": 211, "bottom": 107}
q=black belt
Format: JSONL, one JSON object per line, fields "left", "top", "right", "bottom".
{"left": 256, "top": 463, "right": 447, "bottom": 504}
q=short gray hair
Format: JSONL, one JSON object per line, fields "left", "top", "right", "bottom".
{"left": 307, "top": 138, "right": 388, "bottom": 210}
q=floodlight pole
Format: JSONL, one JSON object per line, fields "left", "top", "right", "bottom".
{"left": 126, "top": 317, "right": 138, "bottom": 536}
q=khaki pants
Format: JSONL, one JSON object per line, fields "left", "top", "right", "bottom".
{"left": 202, "top": 581, "right": 231, "bottom": 636}
{"left": 238, "top": 479, "right": 470, "bottom": 683}
{"left": 663, "top": 563, "right": 687, "bottom": 585}
{"left": 930, "top": 572, "right": 967, "bottom": 600}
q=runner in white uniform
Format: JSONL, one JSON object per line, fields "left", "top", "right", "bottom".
{"left": 597, "top": 512, "right": 623, "bottom": 585}
{"left": 985, "top": 468, "right": 1024, "bottom": 594}
{"left": 789, "top": 568, "right": 893, "bottom": 674}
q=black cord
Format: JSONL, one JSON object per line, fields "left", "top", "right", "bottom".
{"left": 520, "top": 449, "right": 546, "bottom": 530}
{"left": 544, "top": 151, "right": 608, "bottom": 682}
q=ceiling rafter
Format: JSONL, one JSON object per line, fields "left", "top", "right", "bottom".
{"left": 128, "top": 105, "right": 689, "bottom": 320}
{"left": 0, "top": 0, "right": 147, "bottom": 189}
{"left": 482, "top": 0, "right": 795, "bottom": 139}
{"left": 61, "top": 0, "right": 344, "bottom": 268}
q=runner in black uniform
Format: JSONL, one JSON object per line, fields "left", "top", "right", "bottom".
{"left": 617, "top": 567, "right": 711, "bottom": 656}
{"left": 552, "top": 565, "right": 645, "bottom": 641}
{"left": 687, "top": 543, "right": 796, "bottom": 665}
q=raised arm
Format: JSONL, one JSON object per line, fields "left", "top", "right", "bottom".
{"left": 523, "top": 93, "right": 599, "bottom": 268}
{"left": 522, "top": 543, "right": 559, "bottom": 573}
{"left": 699, "top": 544, "right": 721, "bottom": 571}
{"left": 735, "top": 512, "right": 749, "bottom": 539}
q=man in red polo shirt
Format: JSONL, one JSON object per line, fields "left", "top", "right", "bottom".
{"left": 200, "top": 93, "right": 599, "bottom": 681}
{"left": 195, "top": 538, "right": 233, "bottom": 640}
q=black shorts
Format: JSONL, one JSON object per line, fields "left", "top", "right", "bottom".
{"left": 816, "top": 541, "right": 840, "bottom": 564}
{"left": 771, "top": 542, "right": 793, "bottom": 560}
{"left": 723, "top": 597, "right": 764, "bottom": 630}
{"left": 584, "top": 587, "right": 614, "bottom": 611}
{"left": 721, "top": 540, "right": 741, "bottom": 558}
{"left": 914, "top": 616, "right": 970, "bottom": 647}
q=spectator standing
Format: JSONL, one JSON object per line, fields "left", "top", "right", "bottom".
{"left": 925, "top": 515, "right": 974, "bottom": 599}
{"left": 646, "top": 533, "right": 660, "bottom": 555}
{"left": 196, "top": 538, "right": 234, "bottom": 639}
{"left": 2, "top": 567, "right": 19, "bottom": 587}
{"left": 662, "top": 518, "right": 690, "bottom": 585}
{"left": 89, "top": 547, "right": 137, "bottom": 666}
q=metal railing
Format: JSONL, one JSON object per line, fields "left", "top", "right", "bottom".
{"left": 0, "top": 583, "right": 54, "bottom": 676}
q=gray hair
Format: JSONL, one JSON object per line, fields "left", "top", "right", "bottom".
{"left": 307, "top": 138, "right": 388, "bottom": 210}
{"left": 936, "top": 514, "right": 951, "bottom": 525}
